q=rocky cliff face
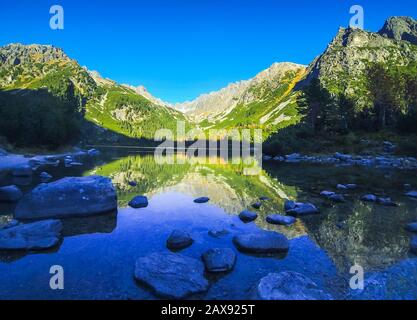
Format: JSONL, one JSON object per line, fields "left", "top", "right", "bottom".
{"left": 301, "top": 24, "right": 417, "bottom": 108}
{"left": 379, "top": 16, "right": 417, "bottom": 45}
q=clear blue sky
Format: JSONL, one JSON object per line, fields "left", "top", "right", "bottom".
{"left": 1, "top": 0, "right": 416, "bottom": 103}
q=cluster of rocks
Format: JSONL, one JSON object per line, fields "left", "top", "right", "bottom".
{"left": 0, "top": 175, "right": 117, "bottom": 251}
{"left": 264, "top": 151, "right": 417, "bottom": 170}
{"left": 133, "top": 224, "right": 332, "bottom": 300}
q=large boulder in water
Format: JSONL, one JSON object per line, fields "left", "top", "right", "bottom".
{"left": 134, "top": 252, "right": 209, "bottom": 299}
{"left": 0, "top": 220, "right": 62, "bottom": 250}
{"left": 14, "top": 176, "right": 117, "bottom": 220}
{"left": 256, "top": 272, "right": 333, "bottom": 300}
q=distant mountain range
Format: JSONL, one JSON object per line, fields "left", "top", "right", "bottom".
{"left": 0, "top": 16, "right": 416, "bottom": 147}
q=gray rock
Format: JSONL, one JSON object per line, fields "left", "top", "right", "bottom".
{"left": 377, "top": 197, "right": 398, "bottom": 207}
{"left": 286, "top": 203, "right": 320, "bottom": 217}
{"left": 202, "top": 248, "right": 236, "bottom": 273}
{"left": 0, "top": 185, "right": 23, "bottom": 202}
{"left": 328, "top": 194, "right": 346, "bottom": 203}
{"left": 284, "top": 199, "right": 297, "bottom": 211}
{"left": 251, "top": 202, "right": 262, "bottom": 209}
{"left": 346, "top": 184, "right": 358, "bottom": 190}
{"left": 239, "top": 210, "right": 258, "bottom": 223}
{"left": 406, "top": 222, "right": 417, "bottom": 233}
{"left": 0, "top": 220, "right": 62, "bottom": 250}
{"left": 166, "top": 230, "right": 193, "bottom": 251}
{"left": 194, "top": 197, "right": 210, "bottom": 204}
{"left": 320, "top": 191, "right": 336, "bottom": 197}
{"left": 128, "top": 196, "right": 149, "bottom": 209}
{"left": 11, "top": 165, "right": 32, "bottom": 177}
{"left": 256, "top": 272, "right": 333, "bottom": 300}
{"left": 361, "top": 194, "right": 378, "bottom": 202}
{"left": 14, "top": 176, "right": 117, "bottom": 220}
{"left": 266, "top": 214, "right": 296, "bottom": 226}
{"left": 233, "top": 230, "right": 289, "bottom": 254}
{"left": 134, "top": 252, "right": 209, "bottom": 299}
{"left": 87, "top": 148, "right": 100, "bottom": 156}
{"left": 406, "top": 191, "right": 417, "bottom": 198}
{"left": 40, "top": 172, "right": 52, "bottom": 182}
{"left": 336, "top": 184, "right": 348, "bottom": 190}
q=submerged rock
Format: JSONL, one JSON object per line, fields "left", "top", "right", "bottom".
{"left": 208, "top": 228, "right": 229, "bottom": 238}
{"left": 194, "top": 197, "right": 210, "bottom": 204}
{"left": 128, "top": 196, "right": 149, "bottom": 209}
{"left": 11, "top": 165, "right": 32, "bottom": 177}
{"left": 202, "top": 248, "right": 236, "bottom": 273}
{"left": 0, "top": 185, "right": 23, "bottom": 202}
{"left": 14, "top": 176, "right": 117, "bottom": 220}
{"left": 0, "top": 220, "right": 62, "bottom": 250}
{"left": 166, "top": 230, "right": 194, "bottom": 251}
{"left": 266, "top": 214, "right": 296, "bottom": 226}
{"left": 336, "top": 184, "right": 348, "bottom": 190}
{"left": 361, "top": 194, "right": 378, "bottom": 202}
{"left": 406, "top": 223, "right": 417, "bottom": 233}
{"left": 256, "top": 272, "right": 333, "bottom": 300}
{"left": 239, "top": 210, "right": 258, "bottom": 223}
{"left": 134, "top": 252, "right": 209, "bottom": 299}
{"left": 233, "top": 230, "right": 289, "bottom": 254}
{"left": 286, "top": 203, "right": 320, "bottom": 217}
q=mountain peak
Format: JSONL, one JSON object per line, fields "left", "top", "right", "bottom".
{"left": 379, "top": 16, "right": 417, "bottom": 45}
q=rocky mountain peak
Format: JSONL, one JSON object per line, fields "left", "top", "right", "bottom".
{"left": 0, "top": 43, "right": 69, "bottom": 66}
{"left": 379, "top": 16, "right": 417, "bottom": 45}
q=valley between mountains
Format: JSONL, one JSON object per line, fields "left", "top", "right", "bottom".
{"left": 1, "top": 16, "right": 417, "bottom": 155}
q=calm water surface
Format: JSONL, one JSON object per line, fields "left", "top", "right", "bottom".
{"left": 0, "top": 148, "right": 417, "bottom": 299}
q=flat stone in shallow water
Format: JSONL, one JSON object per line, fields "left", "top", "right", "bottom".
{"left": 256, "top": 272, "right": 333, "bottom": 300}
{"left": 202, "top": 248, "right": 236, "bottom": 273}
{"left": 286, "top": 203, "right": 319, "bottom": 217}
{"left": 134, "top": 252, "right": 209, "bottom": 299}
{"left": 14, "top": 176, "right": 117, "bottom": 220}
{"left": 166, "top": 230, "right": 193, "bottom": 250}
{"left": 0, "top": 220, "right": 62, "bottom": 250}
{"left": 361, "top": 194, "right": 378, "bottom": 202}
{"left": 266, "top": 214, "right": 296, "bottom": 226}
{"left": 0, "top": 185, "right": 22, "bottom": 202}
{"left": 233, "top": 230, "right": 289, "bottom": 254}
{"left": 128, "top": 196, "right": 149, "bottom": 209}
{"left": 239, "top": 210, "right": 258, "bottom": 222}
{"left": 194, "top": 197, "right": 210, "bottom": 204}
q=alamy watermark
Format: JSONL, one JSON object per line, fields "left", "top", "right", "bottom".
{"left": 49, "top": 265, "right": 64, "bottom": 290}
{"left": 154, "top": 121, "right": 263, "bottom": 176}
{"left": 50, "top": 5, "right": 64, "bottom": 30}
{"left": 349, "top": 5, "right": 364, "bottom": 30}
